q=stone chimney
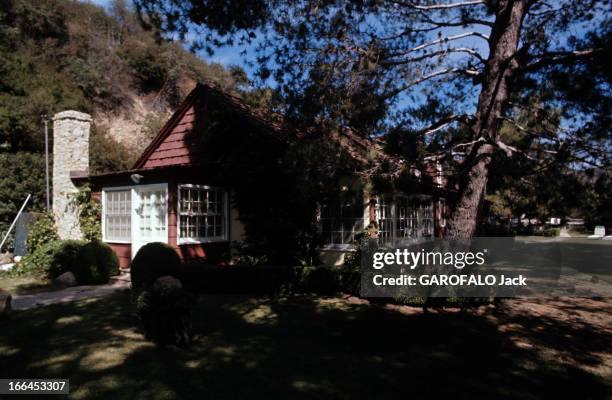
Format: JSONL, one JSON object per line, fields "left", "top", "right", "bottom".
{"left": 52, "top": 110, "right": 91, "bottom": 240}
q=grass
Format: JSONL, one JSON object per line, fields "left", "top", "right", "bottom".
{"left": 0, "top": 274, "right": 64, "bottom": 295}
{"left": 0, "top": 292, "right": 610, "bottom": 400}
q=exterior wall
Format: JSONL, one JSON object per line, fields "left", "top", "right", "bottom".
{"left": 92, "top": 167, "right": 243, "bottom": 267}
{"left": 109, "top": 243, "right": 131, "bottom": 269}
{"left": 142, "top": 104, "right": 199, "bottom": 168}
{"left": 52, "top": 110, "right": 91, "bottom": 240}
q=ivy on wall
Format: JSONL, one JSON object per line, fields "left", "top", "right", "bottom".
{"left": 74, "top": 186, "right": 102, "bottom": 242}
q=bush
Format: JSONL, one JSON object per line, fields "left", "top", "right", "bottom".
{"left": 48, "top": 240, "right": 85, "bottom": 278}
{"left": 295, "top": 266, "right": 339, "bottom": 294}
{"left": 338, "top": 265, "right": 361, "bottom": 296}
{"left": 131, "top": 242, "right": 181, "bottom": 291}
{"left": 16, "top": 239, "right": 86, "bottom": 278}
{"left": 135, "top": 284, "right": 193, "bottom": 347}
{"left": 16, "top": 240, "right": 63, "bottom": 277}
{"left": 26, "top": 213, "right": 58, "bottom": 254}
{"left": 178, "top": 263, "right": 297, "bottom": 295}
{"left": 73, "top": 241, "right": 119, "bottom": 284}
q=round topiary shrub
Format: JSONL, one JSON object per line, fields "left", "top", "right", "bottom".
{"left": 130, "top": 242, "right": 181, "bottom": 291}
{"left": 135, "top": 279, "right": 193, "bottom": 347}
{"left": 48, "top": 240, "right": 86, "bottom": 278}
{"left": 73, "top": 240, "right": 119, "bottom": 284}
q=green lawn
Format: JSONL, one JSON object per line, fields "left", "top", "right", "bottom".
{"left": 0, "top": 292, "right": 610, "bottom": 399}
{"left": 0, "top": 274, "right": 63, "bottom": 295}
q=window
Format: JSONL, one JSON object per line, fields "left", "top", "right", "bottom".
{"left": 178, "top": 185, "right": 228, "bottom": 243}
{"left": 321, "top": 191, "right": 364, "bottom": 249}
{"left": 103, "top": 189, "right": 131, "bottom": 242}
{"left": 438, "top": 198, "right": 446, "bottom": 228}
{"left": 376, "top": 196, "right": 434, "bottom": 246}
{"left": 375, "top": 198, "right": 394, "bottom": 246}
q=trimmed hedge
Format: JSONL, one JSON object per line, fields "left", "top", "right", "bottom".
{"left": 73, "top": 241, "right": 119, "bottom": 284}
{"left": 48, "top": 240, "right": 86, "bottom": 278}
{"left": 177, "top": 264, "right": 345, "bottom": 295}
{"left": 135, "top": 284, "right": 193, "bottom": 347}
{"left": 178, "top": 264, "right": 298, "bottom": 295}
{"left": 131, "top": 242, "right": 182, "bottom": 290}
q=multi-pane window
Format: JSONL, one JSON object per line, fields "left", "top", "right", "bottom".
{"left": 178, "top": 185, "right": 227, "bottom": 242}
{"left": 377, "top": 197, "right": 434, "bottom": 246}
{"left": 396, "top": 198, "right": 419, "bottom": 239}
{"left": 375, "top": 199, "right": 394, "bottom": 246}
{"left": 321, "top": 192, "right": 364, "bottom": 249}
{"left": 104, "top": 189, "right": 131, "bottom": 242}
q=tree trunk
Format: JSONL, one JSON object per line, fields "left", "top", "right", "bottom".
{"left": 446, "top": 0, "right": 528, "bottom": 240}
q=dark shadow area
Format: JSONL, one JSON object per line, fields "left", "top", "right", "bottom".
{"left": 0, "top": 293, "right": 610, "bottom": 399}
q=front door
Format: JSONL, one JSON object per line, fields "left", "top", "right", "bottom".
{"left": 132, "top": 184, "right": 168, "bottom": 257}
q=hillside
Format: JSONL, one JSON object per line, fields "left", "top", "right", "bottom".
{"left": 0, "top": 0, "right": 257, "bottom": 248}
{"left": 0, "top": 0, "right": 252, "bottom": 156}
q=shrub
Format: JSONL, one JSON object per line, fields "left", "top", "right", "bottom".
{"left": 16, "top": 240, "right": 63, "bottom": 277}
{"left": 26, "top": 213, "right": 58, "bottom": 254}
{"left": 178, "top": 263, "right": 297, "bottom": 295}
{"left": 295, "top": 266, "right": 339, "bottom": 294}
{"left": 338, "top": 265, "right": 361, "bottom": 296}
{"left": 73, "top": 241, "right": 119, "bottom": 284}
{"left": 48, "top": 240, "right": 85, "bottom": 278}
{"left": 131, "top": 242, "right": 181, "bottom": 291}
{"left": 135, "top": 284, "right": 193, "bottom": 347}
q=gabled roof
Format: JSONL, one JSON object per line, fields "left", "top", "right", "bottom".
{"left": 132, "top": 82, "right": 297, "bottom": 169}
{"left": 126, "top": 82, "right": 419, "bottom": 181}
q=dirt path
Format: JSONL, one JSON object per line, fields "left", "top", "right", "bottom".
{"left": 11, "top": 274, "right": 130, "bottom": 311}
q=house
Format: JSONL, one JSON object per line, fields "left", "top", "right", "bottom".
{"left": 54, "top": 83, "right": 449, "bottom": 268}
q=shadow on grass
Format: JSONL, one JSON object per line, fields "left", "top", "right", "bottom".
{"left": 0, "top": 275, "right": 63, "bottom": 295}
{"left": 0, "top": 292, "right": 610, "bottom": 400}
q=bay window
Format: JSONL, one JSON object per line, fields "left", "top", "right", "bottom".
{"left": 178, "top": 185, "right": 228, "bottom": 243}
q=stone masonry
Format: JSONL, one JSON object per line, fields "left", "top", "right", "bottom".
{"left": 52, "top": 110, "right": 91, "bottom": 240}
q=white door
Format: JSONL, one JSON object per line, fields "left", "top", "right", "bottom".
{"left": 132, "top": 184, "right": 168, "bottom": 258}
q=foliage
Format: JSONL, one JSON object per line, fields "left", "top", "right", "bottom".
{"left": 136, "top": 0, "right": 611, "bottom": 239}
{"left": 135, "top": 285, "right": 193, "bottom": 347}
{"left": 0, "top": 153, "right": 47, "bottom": 251}
{"left": 191, "top": 103, "right": 350, "bottom": 264}
{"left": 178, "top": 263, "right": 345, "bottom": 295}
{"left": 74, "top": 186, "right": 102, "bottom": 242}
{"left": 178, "top": 263, "right": 297, "bottom": 295}
{"left": 73, "top": 241, "right": 119, "bottom": 284}
{"left": 295, "top": 266, "right": 339, "bottom": 294}
{"left": 47, "top": 239, "right": 86, "bottom": 278}
{"left": 13, "top": 240, "right": 63, "bottom": 278}
{"left": 26, "top": 213, "right": 58, "bottom": 255}
{"left": 130, "top": 242, "right": 181, "bottom": 291}
{"left": 89, "top": 125, "right": 136, "bottom": 175}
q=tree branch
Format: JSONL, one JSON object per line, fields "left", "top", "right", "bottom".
{"left": 383, "top": 47, "right": 486, "bottom": 65}
{"left": 495, "top": 140, "right": 538, "bottom": 161}
{"left": 383, "top": 67, "right": 480, "bottom": 99}
{"left": 405, "top": 31, "right": 489, "bottom": 54}
{"left": 389, "top": 0, "right": 486, "bottom": 10}
{"left": 417, "top": 114, "right": 475, "bottom": 135}
{"left": 523, "top": 48, "right": 603, "bottom": 71}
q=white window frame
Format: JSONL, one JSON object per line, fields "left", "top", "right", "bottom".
{"left": 177, "top": 184, "right": 229, "bottom": 244}
{"left": 438, "top": 198, "right": 446, "bottom": 228}
{"left": 102, "top": 186, "right": 133, "bottom": 244}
